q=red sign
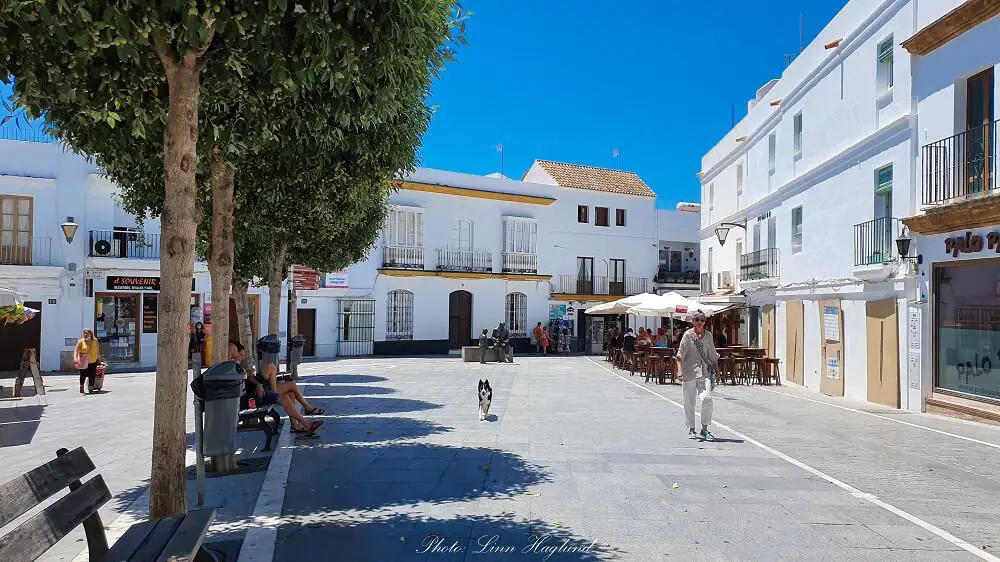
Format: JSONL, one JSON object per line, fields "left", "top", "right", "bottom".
{"left": 676, "top": 305, "right": 688, "bottom": 314}
{"left": 292, "top": 266, "right": 321, "bottom": 290}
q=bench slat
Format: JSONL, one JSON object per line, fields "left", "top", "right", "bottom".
{"left": 155, "top": 509, "right": 215, "bottom": 562}
{"left": 103, "top": 518, "right": 159, "bottom": 561}
{"left": 0, "top": 447, "right": 94, "bottom": 528}
{"left": 126, "top": 516, "right": 183, "bottom": 561}
{"left": 0, "top": 475, "right": 111, "bottom": 562}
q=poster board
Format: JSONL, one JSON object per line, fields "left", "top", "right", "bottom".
{"left": 13, "top": 348, "right": 44, "bottom": 398}
{"left": 818, "top": 299, "right": 845, "bottom": 397}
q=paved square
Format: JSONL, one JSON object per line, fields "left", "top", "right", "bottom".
{"left": 275, "top": 356, "right": 994, "bottom": 561}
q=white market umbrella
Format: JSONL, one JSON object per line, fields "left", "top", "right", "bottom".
{"left": 584, "top": 292, "right": 660, "bottom": 315}
{"left": 626, "top": 291, "right": 721, "bottom": 320}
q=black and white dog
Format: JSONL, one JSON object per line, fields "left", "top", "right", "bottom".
{"left": 478, "top": 379, "right": 492, "bottom": 421}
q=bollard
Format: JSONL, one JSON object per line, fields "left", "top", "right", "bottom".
{"left": 191, "top": 353, "right": 205, "bottom": 507}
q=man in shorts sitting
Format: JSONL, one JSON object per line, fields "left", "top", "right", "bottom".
{"left": 229, "top": 342, "right": 322, "bottom": 435}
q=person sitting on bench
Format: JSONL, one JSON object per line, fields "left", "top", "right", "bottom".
{"left": 229, "top": 342, "right": 322, "bottom": 434}
{"left": 256, "top": 361, "right": 325, "bottom": 417}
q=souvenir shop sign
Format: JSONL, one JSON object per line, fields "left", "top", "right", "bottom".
{"left": 108, "top": 276, "right": 160, "bottom": 291}
{"left": 105, "top": 276, "right": 197, "bottom": 291}
{"left": 944, "top": 231, "right": 1000, "bottom": 257}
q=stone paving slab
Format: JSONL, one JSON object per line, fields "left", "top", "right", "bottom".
{"left": 275, "top": 356, "right": 984, "bottom": 561}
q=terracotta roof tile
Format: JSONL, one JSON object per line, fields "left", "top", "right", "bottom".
{"left": 533, "top": 160, "right": 655, "bottom": 197}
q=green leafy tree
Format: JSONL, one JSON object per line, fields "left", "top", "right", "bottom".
{"left": 0, "top": 0, "right": 462, "bottom": 517}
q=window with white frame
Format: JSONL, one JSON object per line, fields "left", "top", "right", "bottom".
{"left": 386, "top": 290, "right": 414, "bottom": 340}
{"left": 793, "top": 112, "right": 803, "bottom": 160}
{"left": 503, "top": 217, "right": 538, "bottom": 254}
{"left": 384, "top": 207, "right": 423, "bottom": 247}
{"left": 768, "top": 133, "right": 777, "bottom": 186}
{"left": 505, "top": 292, "right": 527, "bottom": 336}
{"left": 450, "top": 218, "right": 473, "bottom": 251}
{"left": 877, "top": 37, "right": 893, "bottom": 96}
{"left": 791, "top": 206, "right": 803, "bottom": 254}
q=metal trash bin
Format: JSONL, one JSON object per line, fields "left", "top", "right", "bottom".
{"left": 190, "top": 361, "right": 244, "bottom": 456}
{"left": 288, "top": 335, "right": 307, "bottom": 378}
{"left": 256, "top": 334, "right": 281, "bottom": 375}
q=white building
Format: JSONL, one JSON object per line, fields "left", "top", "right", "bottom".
{"left": 901, "top": 1, "right": 1000, "bottom": 419}
{"left": 0, "top": 137, "right": 287, "bottom": 373}
{"left": 0, "top": 135, "right": 675, "bottom": 370}
{"left": 699, "top": 0, "right": 922, "bottom": 410}
{"left": 319, "top": 161, "right": 660, "bottom": 356}
{"left": 654, "top": 204, "right": 701, "bottom": 296}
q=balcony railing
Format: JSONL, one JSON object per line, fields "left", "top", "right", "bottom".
{"left": 740, "top": 249, "right": 779, "bottom": 281}
{"left": 0, "top": 237, "right": 52, "bottom": 266}
{"left": 0, "top": 124, "right": 56, "bottom": 144}
{"left": 921, "top": 119, "right": 998, "bottom": 206}
{"left": 654, "top": 266, "right": 699, "bottom": 285}
{"left": 700, "top": 272, "right": 712, "bottom": 293}
{"left": 502, "top": 252, "right": 537, "bottom": 274}
{"left": 436, "top": 249, "right": 493, "bottom": 273}
{"left": 383, "top": 245, "right": 424, "bottom": 269}
{"left": 88, "top": 230, "right": 160, "bottom": 259}
{"left": 550, "top": 275, "right": 649, "bottom": 296}
{"left": 853, "top": 217, "right": 899, "bottom": 266}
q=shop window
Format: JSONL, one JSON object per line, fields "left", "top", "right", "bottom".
{"left": 95, "top": 294, "right": 138, "bottom": 362}
{"left": 935, "top": 263, "right": 1000, "bottom": 401}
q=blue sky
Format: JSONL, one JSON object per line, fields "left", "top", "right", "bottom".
{"left": 419, "top": 0, "right": 847, "bottom": 208}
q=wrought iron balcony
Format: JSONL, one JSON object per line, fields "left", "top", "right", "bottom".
{"left": 740, "top": 249, "right": 779, "bottom": 281}
{"left": 550, "top": 275, "right": 649, "bottom": 296}
{"left": 0, "top": 237, "right": 51, "bottom": 266}
{"left": 88, "top": 230, "right": 160, "bottom": 259}
{"left": 502, "top": 252, "right": 537, "bottom": 274}
{"left": 382, "top": 245, "right": 424, "bottom": 269}
{"left": 921, "top": 119, "right": 998, "bottom": 206}
{"left": 853, "top": 217, "right": 899, "bottom": 266}
{"left": 436, "top": 249, "right": 493, "bottom": 273}
{"left": 654, "top": 266, "right": 699, "bottom": 285}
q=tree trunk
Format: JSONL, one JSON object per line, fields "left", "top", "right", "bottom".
{"left": 208, "top": 156, "right": 236, "bottom": 365}
{"left": 150, "top": 48, "right": 203, "bottom": 519}
{"left": 233, "top": 276, "right": 256, "bottom": 370}
{"left": 267, "top": 240, "right": 287, "bottom": 337}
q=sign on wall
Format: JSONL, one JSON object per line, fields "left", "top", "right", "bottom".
{"left": 142, "top": 294, "right": 158, "bottom": 333}
{"left": 822, "top": 306, "right": 840, "bottom": 342}
{"left": 944, "top": 231, "right": 1000, "bottom": 257}
{"left": 107, "top": 276, "right": 160, "bottom": 291}
{"left": 323, "top": 270, "right": 349, "bottom": 289}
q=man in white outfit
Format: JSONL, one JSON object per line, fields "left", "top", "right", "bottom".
{"left": 675, "top": 310, "right": 719, "bottom": 441}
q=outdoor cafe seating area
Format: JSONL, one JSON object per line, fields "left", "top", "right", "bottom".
{"left": 592, "top": 292, "right": 781, "bottom": 387}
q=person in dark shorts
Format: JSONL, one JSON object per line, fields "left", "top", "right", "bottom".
{"left": 229, "top": 342, "right": 322, "bottom": 434}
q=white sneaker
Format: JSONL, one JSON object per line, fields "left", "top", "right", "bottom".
{"left": 688, "top": 428, "right": 698, "bottom": 439}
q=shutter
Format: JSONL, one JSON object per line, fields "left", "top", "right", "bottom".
{"left": 877, "top": 40, "right": 892, "bottom": 63}
{"left": 875, "top": 167, "right": 892, "bottom": 195}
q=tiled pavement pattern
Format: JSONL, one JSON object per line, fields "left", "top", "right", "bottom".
{"left": 276, "top": 357, "right": 996, "bottom": 561}
{"left": 0, "top": 371, "right": 266, "bottom": 562}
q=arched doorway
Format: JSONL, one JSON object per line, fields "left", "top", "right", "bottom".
{"left": 449, "top": 290, "right": 473, "bottom": 348}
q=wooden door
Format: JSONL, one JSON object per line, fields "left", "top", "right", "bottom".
{"left": 297, "top": 308, "right": 317, "bottom": 356}
{"left": 966, "top": 68, "right": 994, "bottom": 195}
{"left": 819, "top": 299, "right": 845, "bottom": 397}
{"left": 866, "top": 299, "right": 899, "bottom": 408}
{"left": 761, "top": 305, "right": 775, "bottom": 357}
{"left": 785, "top": 301, "right": 804, "bottom": 385}
{"left": 448, "top": 290, "right": 472, "bottom": 348}
{"left": 0, "top": 301, "right": 40, "bottom": 372}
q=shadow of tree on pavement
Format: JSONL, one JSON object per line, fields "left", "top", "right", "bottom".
{"left": 275, "top": 512, "right": 622, "bottom": 561}
{"left": 321, "top": 416, "right": 451, "bottom": 443}
{"left": 302, "top": 384, "right": 397, "bottom": 397}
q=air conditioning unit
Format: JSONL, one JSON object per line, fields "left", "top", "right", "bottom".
{"left": 717, "top": 271, "right": 733, "bottom": 289}
{"left": 91, "top": 238, "right": 119, "bottom": 257}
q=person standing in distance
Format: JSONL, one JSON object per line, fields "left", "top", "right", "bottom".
{"left": 675, "top": 310, "right": 719, "bottom": 441}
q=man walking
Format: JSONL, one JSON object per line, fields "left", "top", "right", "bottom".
{"left": 675, "top": 311, "right": 719, "bottom": 441}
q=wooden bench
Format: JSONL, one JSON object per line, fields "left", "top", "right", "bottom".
{"left": 237, "top": 405, "right": 281, "bottom": 452}
{"left": 0, "top": 447, "right": 216, "bottom": 562}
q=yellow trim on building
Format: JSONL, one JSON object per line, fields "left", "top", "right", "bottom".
{"left": 378, "top": 268, "right": 552, "bottom": 282}
{"left": 549, "top": 293, "right": 622, "bottom": 303}
{"left": 398, "top": 181, "right": 556, "bottom": 206}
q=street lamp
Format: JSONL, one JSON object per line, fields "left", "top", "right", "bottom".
{"left": 60, "top": 216, "right": 79, "bottom": 244}
{"left": 714, "top": 220, "right": 746, "bottom": 246}
{"left": 896, "top": 226, "right": 923, "bottom": 264}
